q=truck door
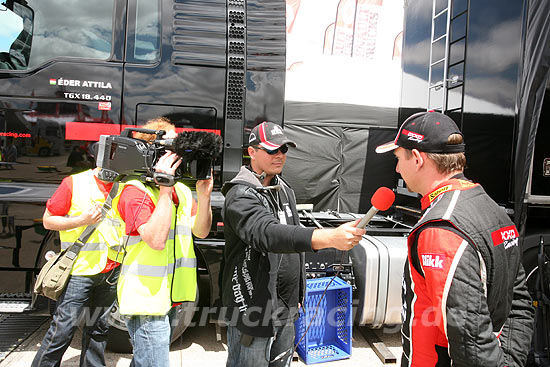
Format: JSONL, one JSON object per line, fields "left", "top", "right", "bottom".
{"left": 121, "top": 0, "right": 227, "bottom": 186}
{"left": 0, "top": 0, "right": 126, "bottom": 293}
{"left": 0, "top": 0, "right": 127, "bottom": 179}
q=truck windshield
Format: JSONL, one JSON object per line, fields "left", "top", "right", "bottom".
{"left": 0, "top": 0, "right": 114, "bottom": 70}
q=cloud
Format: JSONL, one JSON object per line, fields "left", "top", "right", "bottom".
{"left": 404, "top": 18, "right": 521, "bottom": 75}
{"left": 402, "top": 72, "right": 514, "bottom": 114}
{"left": 467, "top": 19, "right": 522, "bottom": 73}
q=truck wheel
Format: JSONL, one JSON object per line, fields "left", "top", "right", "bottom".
{"left": 522, "top": 246, "right": 550, "bottom": 366}
{"left": 106, "top": 286, "right": 200, "bottom": 353}
{"left": 169, "top": 286, "right": 200, "bottom": 344}
{"left": 523, "top": 245, "right": 550, "bottom": 298}
{"left": 105, "top": 301, "right": 132, "bottom": 353}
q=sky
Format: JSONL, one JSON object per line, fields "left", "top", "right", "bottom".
{"left": 0, "top": 6, "right": 23, "bottom": 52}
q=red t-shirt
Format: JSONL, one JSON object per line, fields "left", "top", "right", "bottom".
{"left": 47, "top": 174, "right": 120, "bottom": 273}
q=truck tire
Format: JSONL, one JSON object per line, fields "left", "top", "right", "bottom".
{"left": 522, "top": 246, "right": 550, "bottom": 367}
{"left": 523, "top": 245, "right": 550, "bottom": 305}
{"left": 106, "top": 285, "right": 200, "bottom": 353}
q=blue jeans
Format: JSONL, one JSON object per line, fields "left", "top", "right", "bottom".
{"left": 125, "top": 314, "right": 171, "bottom": 367}
{"left": 32, "top": 268, "right": 119, "bottom": 367}
{"left": 226, "top": 323, "right": 295, "bottom": 367}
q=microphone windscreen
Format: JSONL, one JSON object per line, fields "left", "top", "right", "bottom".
{"left": 172, "top": 131, "right": 223, "bottom": 160}
{"left": 371, "top": 187, "right": 395, "bottom": 211}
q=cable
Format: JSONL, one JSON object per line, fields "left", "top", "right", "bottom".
{"left": 293, "top": 275, "right": 337, "bottom": 354}
{"left": 106, "top": 187, "right": 148, "bottom": 286}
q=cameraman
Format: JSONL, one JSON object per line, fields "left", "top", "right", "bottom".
{"left": 116, "top": 118, "right": 212, "bottom": 367}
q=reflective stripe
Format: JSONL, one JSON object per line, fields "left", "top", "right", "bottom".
{"left": 175, "top": 225, "right": 191, "bottom": 235}
{"left": 121, "top": 236, "right": 142, "bottom": 247}
{"left": 61, "top": 243, "right": 123, "bottom": 252}
{"left": 121, "top": 258, "right": 196, "bottom": 277}
{"left": 61, "top": 242, "right": 107, "bottom": 251}
{"left": 121, "top": 263, "right": 168, "bottom": 277}
{"left": 172, "top": 257, "right": 197, "bottom": 270}
{"left": 64, "top": 215, "right": 120, "bottom": 227}
{"left": 122, "top": 228, "right": 192, "bottom": 249}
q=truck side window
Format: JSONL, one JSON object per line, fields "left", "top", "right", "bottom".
{"left": 0, "top": 2, "right": 32, "bottom": 70}
{"left": 0, "top": 0, "right": 114, "bottom": 71}
{"left": 0, "top": 6, "right": 23, "bottom": 55}
{"left": 128, "top": 0, "right": 160, "bottom": 62}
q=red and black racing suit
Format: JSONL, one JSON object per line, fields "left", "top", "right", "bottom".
{"left": 401, "top": 176, "right": 534, "bottom": 367}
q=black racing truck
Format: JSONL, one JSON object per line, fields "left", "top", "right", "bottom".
{"left": 0, "top": 0, "right": 548, "bottom": 363}
{"left": 0, "top": 0, "right": 410, "bottom": 354}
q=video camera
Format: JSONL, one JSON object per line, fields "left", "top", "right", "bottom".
{"left": 95, "top": 127, "right": 223, "bottom": 185}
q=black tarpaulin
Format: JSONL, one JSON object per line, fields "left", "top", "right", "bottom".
{"left": 281, "top": 113, "right": 398, "bottom": 213}
{"left": 284, "top": 101, "right": 397, "bottom": 128}
{"left": 514, "top": 0, "right": 550, "bottom": 234}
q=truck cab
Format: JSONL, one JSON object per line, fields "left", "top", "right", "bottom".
{"left": 0, "top": 0, "right": 287, "bottom": 350}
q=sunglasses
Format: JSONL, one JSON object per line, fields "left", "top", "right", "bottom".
{"left": 255, "top": 145, "right": 289, "bottom": 155}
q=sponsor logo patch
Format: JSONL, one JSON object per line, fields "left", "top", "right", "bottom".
{"left": 98, "top": 102, "right": 111, "bottom": 111}
{"left": 457, "top": 180, "right": 476, "bottom": 189}
{"left": 402, "top": 129, "right": 424, "bottom": 142}
{"left": 270, "top": 125, "right": 283, "bottom": 136}
{"left": 421, "top": 253, "right": 445, "bottom": 269}
{"left": 491, "top": 225, "right": 519, "bottom": 249}
{"left": 428, "top": 185, "right": 452, "bottom": 202}
{"left": 248, "top": 132, "right": 256, "bottom": 143}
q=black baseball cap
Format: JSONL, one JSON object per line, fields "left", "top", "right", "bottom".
{"left": 376, "top": 112, "right": 465, "bottom": 154}
{"left": 248, "top": 121, "right": 297, "bottom": 149}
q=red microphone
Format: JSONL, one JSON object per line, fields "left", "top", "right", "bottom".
{"left": 357, "top": 187, "right": 395, "bottom": 229}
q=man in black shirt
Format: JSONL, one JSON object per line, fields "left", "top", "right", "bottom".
{"left": 221, "top": 121, "right": 365, "bottom": 367}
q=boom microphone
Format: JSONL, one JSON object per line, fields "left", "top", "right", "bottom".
{"left": 357, "top": 187, "right": 395, "bottom": 229}
{"left": 160, "top": 131, "right": 223, "bottom": 161}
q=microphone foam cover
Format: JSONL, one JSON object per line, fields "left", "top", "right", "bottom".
{"left": 173, "top": 131, "right": 223, "bottom": 160}
{"left": 371, "top": 187, "right": 395, "bottom": 211}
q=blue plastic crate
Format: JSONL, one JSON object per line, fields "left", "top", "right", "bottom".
{"left": 294, "top": 276, "right": 352, "bottom": 364}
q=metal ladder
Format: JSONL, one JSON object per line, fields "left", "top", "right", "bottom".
{"left": 427, "top": 0, "right": 470, "bottom": 127}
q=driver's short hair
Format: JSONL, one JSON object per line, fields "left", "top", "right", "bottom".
{"left": 427, "top": 133, "right": 466, "bottom": 173}
{"left": 403, "top": 133, "right": 466, "bottom": 174}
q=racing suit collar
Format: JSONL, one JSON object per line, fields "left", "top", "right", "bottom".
{"left": 420, "top": 173, "right": 477, "bottom": 210}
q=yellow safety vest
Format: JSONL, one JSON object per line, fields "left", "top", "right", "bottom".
{"left": 58, "top": 170, "right": 124, "bottom": 275}
{"left": 117, "top": 180, "right": 197, "bottom": 316}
